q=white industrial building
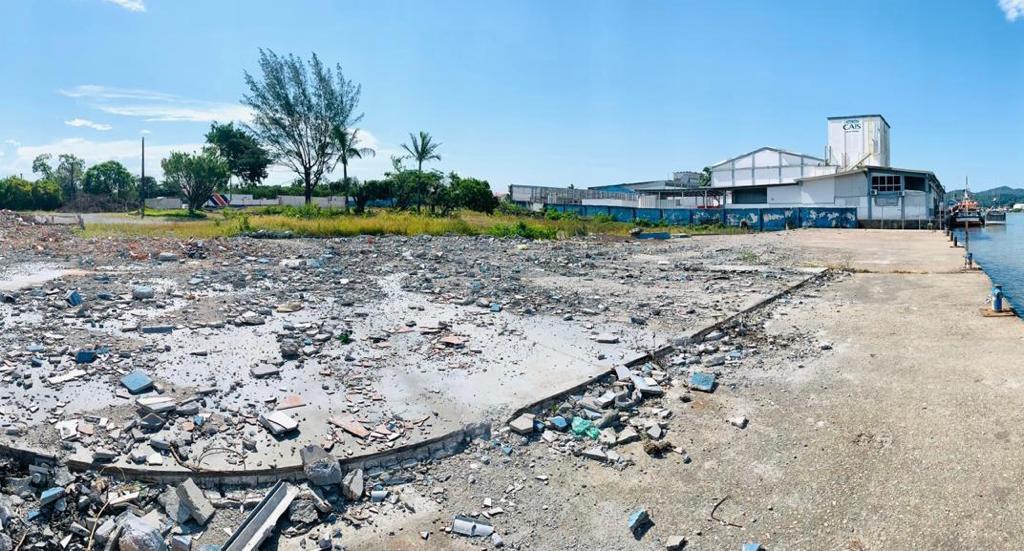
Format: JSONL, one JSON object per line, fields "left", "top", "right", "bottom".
{"left": 709, "top": 114, "right": 944, "bottom": 227}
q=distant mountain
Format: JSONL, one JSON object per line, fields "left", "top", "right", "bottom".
{"left": 945, "top": 186, "right": 1024, "bottom": 207}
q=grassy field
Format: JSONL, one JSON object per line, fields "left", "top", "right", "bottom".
{"left": 76, "top": 208, "right": 743, "bottom": 240}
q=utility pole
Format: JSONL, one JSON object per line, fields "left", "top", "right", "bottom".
{"left": 140, "top": 136, "right": 145, "bottom": 218}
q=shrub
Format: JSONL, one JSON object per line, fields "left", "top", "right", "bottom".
{"left": 486, "top": 221, "right": 556, "bottom": 239}
{"left": 496, "top": 201, "right": 529, "bottom": 216}
{"left": 0, "top": 176, "right": 34, "bottom": 210}
{"left": 31, "top": 180, "right": 63, "bottom": 210}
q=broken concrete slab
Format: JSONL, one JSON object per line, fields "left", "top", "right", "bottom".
{"left": 121, "top": 370, "right": 154, "bottom": 394}
{"left": 329, "top": 416, "right": 369, "bottom": 438}
{"left": 341, "top": 469, "right": 364, "bottom": 501}
{"left": 250, "top": 364, "right": 280, "bottom": 378}
{"left": 176, "top": 478, "right": 215, "bottom": 525}
{"left": 117, "top": 513, "right": 166, "bottom": 551}
{"left": 628, "top": 508, "right": 651, "bottom": 536}
{"left": 300, "top": 445, "right": 342, "bottom": 487}
{"left": 666, "top": 535, "right": 687, "bottom": 550}
{"left": 259, "top": 411, "right": 298, "bottom": 436}
{"left": 689, "top": 372, "right": 716, "bottom": 392}
{"left": 508, "top": 413, "right": 535, "bottom": 435}
{"left": 132, "top": 286, "right": 155, "bottom": 300}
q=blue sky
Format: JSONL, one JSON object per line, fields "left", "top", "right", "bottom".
{"left": 0, "top": 0, "right": 1022, "bottom": 191}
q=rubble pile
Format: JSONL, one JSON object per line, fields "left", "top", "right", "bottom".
{"left": 0, "top": 220, "right": 835, "bottom": 549}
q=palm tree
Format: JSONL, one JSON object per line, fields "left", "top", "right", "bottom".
{"left": 401, "top": 131, "right": 441, "bottom": 172}
{"left": 331, "top": 125, "right": 376, "bottom": 186}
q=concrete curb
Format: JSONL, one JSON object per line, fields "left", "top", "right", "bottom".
{"left": 1, "top": 422, "right": 491, "bottom": 487}
{"left": 505, "top": 267, "right": 830, "bottom": 423}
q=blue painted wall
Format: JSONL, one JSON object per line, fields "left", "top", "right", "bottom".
{"left": 531, "top": 203, "right": 857, "bottom": 231}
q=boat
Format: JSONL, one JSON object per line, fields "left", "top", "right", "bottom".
{"left": 985, "top": 207, "right": 1007, "bottom": 225}
{"left": 948, "top": 191, "right": 984, "bottom": 227}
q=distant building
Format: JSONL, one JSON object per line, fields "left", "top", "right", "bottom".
{"left": 708, "top": 115, "right": 943, "bottom": 227}
{"left": 509, "top": 114, "right": 943, "bottom": 228}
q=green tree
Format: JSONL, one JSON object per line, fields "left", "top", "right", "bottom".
{"left": 450, "top": 173, "right": 498, "bottom": 213}
{"left": 84, "top": 161, "right": 135, "bottom": 199}
{"left": 205, "top": 121, "right": 271, "bottom": 187}
{"left": 31, "top": 179, "right": 62, "bottom": 210}
{"left": 32, "top": 153, "right": 85, "bottom": 200}
{"left": 137, "top": 175, "right": 158, "bottom": 198}
{"left": 401, "top": 131, "right": 441, "bottom": 172}
{"left": 0, "top": 176, "right": 34, "bottom": 210}
{"left": 161, "top": 149, "right": 230, "bottom": 214}
{"left": 55, "top": 154, "right": 86, "bottom": 200}
{"left": 697, "top": 166, "right": 713, "bottom": 187}
{"left": 242, "top": 49, "right": 362, "bottom": 204}
{"left": 349, "top": 179, "right": 391, "bottom": 214}
{"left": 32, "top": 154, "right": 54, "bottom": 179}
{"left": 330, "top": 125, "right": 375, "bottom": 189}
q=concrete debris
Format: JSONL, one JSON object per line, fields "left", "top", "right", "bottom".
{"left": 628, "top": 508, "right": 651, "bottom": 536}
{"left": 508, "top": 413, "right": 536, "bottom": 435}
{"left": 300, "top": 445, "right": 343, "bottom": 486}
{"left": 452, "top": 515, "right": 494, "bottom": 537}
{"left": 341, "top": 469, "right": 364, "bottom": 500}
{"left": 0, "top": 216, "right": 840, "bottom": 550}
{"left": 132, "top": 286, "right": 156, "bottom": 300}
{"left": 117, "top": 513, "right": 167, "bottom": 551}
{"left": 689, "top": 372, "right": 717, "bottom": 392}
{"left": 121, "top": 370, "right": 154, "bottom": 394}
{"left": 176, "top": 478, "right": 215, "bottom": 525}
{"left": 259, "top": 410, "right": 298, "bottom": 435}
{"left": 666, "top": 535, "right": 687, "bottom": 550}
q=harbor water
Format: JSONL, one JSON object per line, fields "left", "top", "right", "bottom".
{"left": 954, "top": 212, "right": 1024, "bottom": 312}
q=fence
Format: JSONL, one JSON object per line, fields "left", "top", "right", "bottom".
{"left": 542, "top": 204, "right": 858, "bottom": 230}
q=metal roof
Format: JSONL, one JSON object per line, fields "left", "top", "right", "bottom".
{"left": 710, "top": 146, "right": 827, "bottom": 169}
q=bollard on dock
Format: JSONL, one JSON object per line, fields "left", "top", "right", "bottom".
{"left": 993, "top": 284, "right": 1004, "bottom": 313}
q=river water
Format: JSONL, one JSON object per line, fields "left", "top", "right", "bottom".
{"left": 954, "top": 212, "right": 1024, "bottom": 310}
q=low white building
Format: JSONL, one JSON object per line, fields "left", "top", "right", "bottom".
{"left": 708, "top": 115, "right": 943, "bottom": 228}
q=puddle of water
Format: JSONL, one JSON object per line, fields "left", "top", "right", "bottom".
{"left": 0, "top": 264, "right": 89, "bottom": 291}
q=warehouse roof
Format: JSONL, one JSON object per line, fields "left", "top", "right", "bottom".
{"left": 710, "top": 146, "right": 827, "bottom": 169}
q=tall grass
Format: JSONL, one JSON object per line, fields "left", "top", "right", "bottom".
{"left": 78, "top": 208, "right": 741, "bottom": 240}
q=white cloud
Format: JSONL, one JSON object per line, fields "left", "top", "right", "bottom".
{"left": 65, "top": 118, "right": 112, "bottom": 131}
{"left": 103, "top": 0, "right": 145, "bottom": 12}
{"left": 140, "top": 129, "right": 152, "bottom": 135}
{"left": 0, "top": 137, "right": 203, "bottom": 180}
{"left": 60, "top": 85, "right": 251, "bottom": 123}
{"left": 999, "top": 0, "right": 1024, "bottom": 20}
{"left": 0, "top": 129, "right": 400, "bottom": 186}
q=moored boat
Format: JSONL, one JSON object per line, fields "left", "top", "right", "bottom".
{"left": 985, "top": 208, "right": 1007, "bottom": 225}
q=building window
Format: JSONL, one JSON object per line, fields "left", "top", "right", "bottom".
{"left": 904, "top": 176, "right": 926, "bottom": 192}
{"left": 732, "top": 187, "right": 767, "bottom": 204}
{"left": 871, "top": 175, "right": 900, "bottom": 193}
